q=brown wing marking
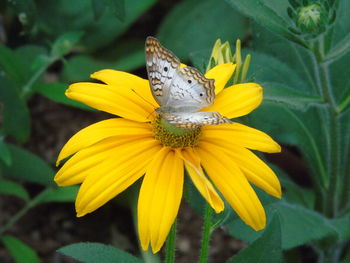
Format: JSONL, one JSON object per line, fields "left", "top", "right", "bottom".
{"left": 179, "top": 66, "right": 215, "bottom": 105}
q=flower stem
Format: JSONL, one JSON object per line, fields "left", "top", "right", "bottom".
{"left": 199, "top": 203, "right": 213, "bottom": 263}
{"left": 21, "top": 56, "right": 57, "bottom": 98}
{"left": 313, "top": 38, "right": 341, "bottom": 217}
{"left": 0, "top": 188, "right": 50, "bottom": 235}
{"left": 165, "top": 220, "right": 177, "bottom": 263}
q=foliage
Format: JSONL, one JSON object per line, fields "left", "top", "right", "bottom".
{"left": 0, "top": 0, "right": 349, "bottom": 262}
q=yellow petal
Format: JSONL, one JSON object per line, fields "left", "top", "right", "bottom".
{"left": 55, "top": 136, "right": 137, "bottom": 186}
{"left": 75, "top": 137, "right": 162, "bottom": 216}
{"left": 202, "top": 123, "right": 281, "bottom": 153}
{"left": 138, "top": 148, "right": 184, "bottom": 253}
{"left": 203, "top": 83, "right": 262, "bottom": 118}
{"left": 66, "top": 82, "right": 156, "bottom": 122}
{"left": 177, "top": 148, "right": 224, "bottom": 213}
{"left": 57, "top": 118, "right": 153, "bottom": 165}
{"left": 205, "top": 63, "right": 236, "bottom": 94}
{"left": 198, "top": 140, "right": 281, "bottom": 198}
{"left": 196, "top": 142, "right": 266, "bottom": 230}
{"left": 91, "top": 69, "right": 158, "bottom": 108}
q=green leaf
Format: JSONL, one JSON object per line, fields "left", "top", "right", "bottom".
{"left": 189, "top": 49, "right": 211, "bottom": 73}
{"left": 112, "top": 48, "right": 145, "bottom": 71}
{"left": 0, "top": 76, "right": 31, "bottom": 142}
{"left": 250, "top": 105, "right": 329, "bottom": 189}
{"left": 325, "top": 33, "right": 350, "bottom": 62}
{"left": 38, "top": 186, "right": 78, "bottom": 204}
{"left": 51, "top": 31, "right": 84, "bottom": 58}
{"left": 329, "top": 51, "right": 350, "bottom": 104}
{"left": 58, "top": 242, "right": 143, "bottom": 263}
{"left": 35, "top": 0, "right": 156, "bottom": 50}
{"left": 1, "top": 144, "right": 55, "bottom": 186}
{"left": 61, "top": 49, "right": 145, "bottom": 82}
{"left": 61, "top": 55, "right": 108, "bottom": 82}
{"left": 0, "top": 45, "right": 27, "bottom": 86}
{"left": 0, "top": 179, "right": 29, "bottom": 200}
{"left": 250, "top": 23, "right": 318, "bottom": 94}
{"left": 226, "top": 200, "right": 337, "bottom": 249}
{"left": 0, "top": 141, "right": 12, "bottom": 166}
{"left": 157, "top": 0, "right": 247, "bottom": 60}
{"left": 106, "top": 0, "right": 125, "bottom": 21}
{"left": 35, "top": 82, "right": 93, "bottom": 110}
{"left": 82, "top": 0, "right": 157, "bottom": 49}
{"left": 263, "top": 82, "right": 324, "bottom": 111}
{"left": 83, "top": 0, "right": 156, "bottom": 50}
{"left": 325, "top": 1, "right": 350, "bottom": 103}
{"left": 248, "top": 50, "right": 312, "bottom": 94}
{"left": 330, "top": 216, "right": 350, "bottom": 242}
{"left": 326, "top": 0, "right": 350, "bottom": 61}
{"left": 331, "top": 0, "right": 350, "bottom": 44}
{"left": 228, "top": 214, "right": 282, "bottom": 263}
{"left": 1, "top": 235, "right": 39, "bottom": 263}
{"left": 92, "top": 0, "right": 107, "bottom": 20}
{"left": 13, "top": 45, "right": 50, "bottom": 97}
{"left": 0, "top": 45, "right": 49, "bottom": 98}
{"left": 14, "top": 45, "right": 49, "bottom": 77}
{"left": 225, "top": 0, "right": 309, "bottom": 48}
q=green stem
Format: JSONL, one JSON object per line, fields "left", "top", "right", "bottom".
{"left": 313, "top": 38, "right": 341, "bottom": 217}
{"left": 165, "top": 221, "right": 177, "bottom": 263}
{"left": 199, "top": 203, "right": 213, "bottom": 263}
{"left": 21, "top": 56, "right": 56, "bottom": 98}
{"left": 0, "top": 188, "right": 50, "bottom": 235}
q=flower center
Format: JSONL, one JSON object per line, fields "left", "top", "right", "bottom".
{"left": 152, "top": 115, "right": 202, "bottom": 148}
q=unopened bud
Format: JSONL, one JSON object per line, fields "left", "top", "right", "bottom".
{"left": 206, "top": 39, "right": 233, "bottom": 72}
{"left": 296, "top": 4, "right": 327, "bottom": 35}
{"left": 207, "top": 39, "right": 251, "bottom": 84}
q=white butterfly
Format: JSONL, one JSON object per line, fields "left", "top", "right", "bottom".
{"left": 145, "top": 37, "right": 231, "bottom": 129}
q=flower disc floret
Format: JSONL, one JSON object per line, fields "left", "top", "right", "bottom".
{"left": 152, "top": 115, "right": 202, "bottom": 148}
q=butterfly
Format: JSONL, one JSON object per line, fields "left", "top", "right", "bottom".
{"left": 145, "top": 36, "right": 231, "bottom": 129}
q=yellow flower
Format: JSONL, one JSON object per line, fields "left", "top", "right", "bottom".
{"left": 55, "top": 63, "right": 281, "bottom": 253}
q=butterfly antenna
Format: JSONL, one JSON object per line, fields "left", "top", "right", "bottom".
{"left": 131, "top": 88, "right": 158, "bottom": 121}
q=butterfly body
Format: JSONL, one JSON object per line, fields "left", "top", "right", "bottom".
{"left": 145, "top": 37, "right": 231, "bottom": 129}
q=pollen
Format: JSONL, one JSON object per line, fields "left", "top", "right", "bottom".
{"left": 152, "top": 115, "right": 202, "bottom": 148}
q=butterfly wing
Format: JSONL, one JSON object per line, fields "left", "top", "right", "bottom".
{"left": 162, "top": 111, "right": 232, "bottom": 129}
{"left": 145, "top": 37, "right": 180, "bottom": 106}
{"left": 164, "top": 66, "right": 215, "bottom": 112}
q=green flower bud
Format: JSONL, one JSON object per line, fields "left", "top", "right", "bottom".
{"left": 207, "top": 39, "right": 251, "bottom": 84}
{"left": 206, "top": 39, "right": 233, "bottom": 72}
{"left": 296, "top": 4, "right": 328, "bottom": 36}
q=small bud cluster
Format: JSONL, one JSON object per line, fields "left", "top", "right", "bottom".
{"left": 207, "top": 39, "right": 251, "bottom": 84}
{"left": 287, "top": 0, "right": 336, "bottom": 38}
